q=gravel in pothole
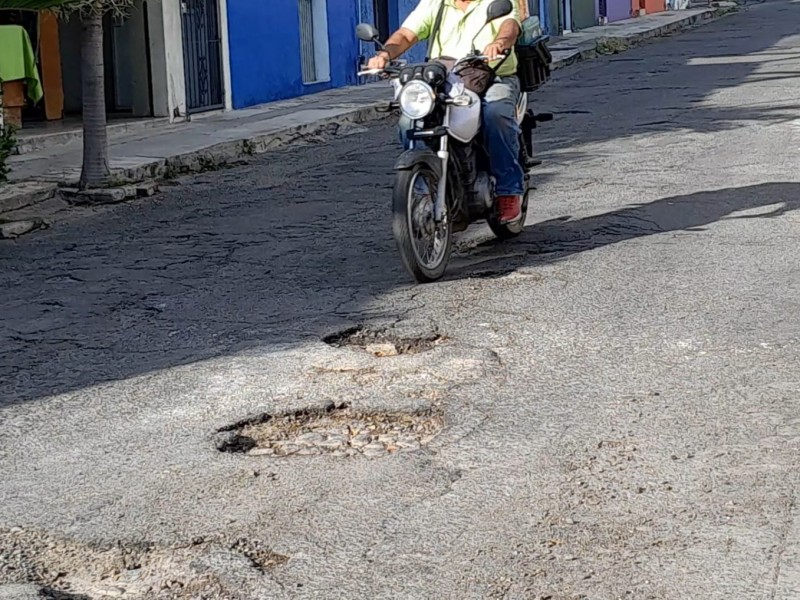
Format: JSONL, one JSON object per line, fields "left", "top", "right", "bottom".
{"left": 322, "top": 323, "right": 444, "bottom": 357}
{"left": 0, "top": 527, "right": 286, "bottom": 600}
{"left": 216, "top": 403, "right": 444, "bottom": 458}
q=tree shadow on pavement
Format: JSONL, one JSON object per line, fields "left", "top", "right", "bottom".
{"left": 534, "top": 0, "right": 800, "bottom": 154}
{"left": 3, "top": 179, "right": 798, "bottom": 407}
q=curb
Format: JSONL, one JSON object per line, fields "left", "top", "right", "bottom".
{"left": 1, "top": 7, "right": 734, "bottom": 217}
{"left": 1, "top": 104, "right": 386, "bottom": 214}
{"left": 549, "top": 6, "right": 734, "bottom": 69}
{"left": 61, "top": 181, "right": 160, "bottom": 206}
{"left": 13, "top": 117, "right": 172, "bottom": 156}
{"left": 0, "top": 181, "right": 58, "bottom": 216}
{"left": 74, "top": 104, "right": 387, "bottom": 188}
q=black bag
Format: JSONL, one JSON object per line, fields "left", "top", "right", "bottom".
{"left": 453, "top": 58, "right": 496, "bottom": 96}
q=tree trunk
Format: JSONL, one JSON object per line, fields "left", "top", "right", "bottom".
{"left": 79, "top": 8, "right": 110, "bottom": 189}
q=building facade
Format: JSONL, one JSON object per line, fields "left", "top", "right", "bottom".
{"left": 2, "top": 0, "right": 188, "bottom": 129}
{"left": 8, "top": 0, "right": 682, "bottom": 132}
{"left": 225, "top": 0, "right": 361, "bottom": 108}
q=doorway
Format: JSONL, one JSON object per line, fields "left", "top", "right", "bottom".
{"left": 180, "top": 0, "right": 224, "bottom": 113}
{"left": 373, "top": 0, "right": 391, "bottom": 41}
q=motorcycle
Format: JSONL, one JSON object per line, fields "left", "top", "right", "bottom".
{"left": 356, "top": 0, "right": 553, "bottom": 283}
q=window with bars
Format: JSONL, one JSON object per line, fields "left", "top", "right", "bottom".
{"left": 298, "top": 0, "right": 317, "bottom": 83}
{"left": 297, "top": 0, "right": 330, "bottom": 84}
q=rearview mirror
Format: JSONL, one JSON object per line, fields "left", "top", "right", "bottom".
{"left": 356, "top": 23, "right": 380, "bottom": 43}
{"left": 486, "top": 0, "right": 514, "bottom": 22}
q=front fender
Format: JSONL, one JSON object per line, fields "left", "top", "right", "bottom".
{"left": 394, "top": 149, "right": 442, "bottom": 174}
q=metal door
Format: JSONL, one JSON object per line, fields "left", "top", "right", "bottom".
{"left": 181, "top": 0, "right": 224, "bottom": 113}
{"left": 543, "top": 0, "right": 563, "bottom": 34}
{"left": 570, "top": 0, "right": 597, "bottom": 29}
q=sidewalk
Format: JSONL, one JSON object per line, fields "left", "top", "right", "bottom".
{"left": 1, "top": 5, "right": 734, "bottom": 215}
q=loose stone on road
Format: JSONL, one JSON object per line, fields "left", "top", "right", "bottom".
{"left": 2, "top": 2, "right": 800, "bottom": 598}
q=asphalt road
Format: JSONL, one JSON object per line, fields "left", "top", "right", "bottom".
{"left": 2, "top": 2, "right": 800, "bottom": 598}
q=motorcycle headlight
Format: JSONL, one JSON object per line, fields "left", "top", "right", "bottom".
{"left": 399, "top": 81, "right": 435, "bottom": 120}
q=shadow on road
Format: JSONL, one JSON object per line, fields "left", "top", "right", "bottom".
{"left": 452, "top": 182, "right": 800, "bottom": 276}
{"left": 1, "top": 0, "right": 799, "bottom": 407}
{"left": 3, "top": 180, "right": 798, "bottom": 407}
{"left": 536, "top": 0, "right": 800, "bottom": 158}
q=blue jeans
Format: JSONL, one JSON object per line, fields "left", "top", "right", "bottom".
{"left": 399, "top": 76, "right": 525, "bottom": 196}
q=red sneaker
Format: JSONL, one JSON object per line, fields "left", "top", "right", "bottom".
{"left": 496, "top": 195, "right": 522, "bottom": 224}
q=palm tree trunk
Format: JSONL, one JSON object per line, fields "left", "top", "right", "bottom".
{"left": 79, "top": 7, "right": 110, "bottom": 189}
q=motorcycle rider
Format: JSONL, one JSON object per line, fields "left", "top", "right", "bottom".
{"left": 367, "top": 0, "right": 524, "bottom": 224}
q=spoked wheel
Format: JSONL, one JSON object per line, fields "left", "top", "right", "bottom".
{"left": 392, "top": 165, "right": 452, "bottom": 283}
{"left": 488, "top": 185, "right": 531, "bottom": 240}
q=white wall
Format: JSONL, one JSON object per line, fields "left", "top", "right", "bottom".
{"left": 218, "top": 0, "right": 233, "bottom": 111}
{"left": 146, "top": 0, "right": 187, "bottom": 119}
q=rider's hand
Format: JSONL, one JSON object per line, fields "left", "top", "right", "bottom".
{"left": 482, "top": 42, "right": 507, "bottom": 60}
{"left": 367, "top": 51, "right": 390, "bottom": 70}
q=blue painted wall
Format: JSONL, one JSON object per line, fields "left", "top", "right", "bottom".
{"left": 358, "top": 0, "right": 375, "bottom": 63}
{"left": 395, "top": 0, "right": 431, "bottom": 63}
{"left": 227, "top": 0, "right": 361, "bottom": 108}
{"left": 356, "top": 0, "right": 423, "bottom": 63}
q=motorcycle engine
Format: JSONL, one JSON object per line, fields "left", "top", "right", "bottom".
{"left": 456, "top": 143, "right": 494, "bottom": 217}
{"left": 473, "top": 173, "right": 495, "bottom": 211}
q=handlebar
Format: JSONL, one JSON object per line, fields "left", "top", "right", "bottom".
{"left": 358, "top": 50, "right": 510, "bottom": 78}
{"left": 357, "top": 63, "right": 402, "bottom": 78}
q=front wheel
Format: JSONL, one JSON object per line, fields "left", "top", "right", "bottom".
{"left": 488, "top": 186, "right": 531, "bottom": 240}
{"left": 392, "top": 165, "right": 452, "bottom": 283}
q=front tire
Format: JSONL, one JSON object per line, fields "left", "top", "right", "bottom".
{"left": 392, "top": 165, "right": 452, "bottom": 283}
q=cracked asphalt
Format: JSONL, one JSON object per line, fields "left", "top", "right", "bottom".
{"left": 3, "top": 1, "right": 800, "bottom": 598}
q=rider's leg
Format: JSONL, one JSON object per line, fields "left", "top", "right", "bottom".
{"left": 482, "top": 77, "right": 525, "bottom": 222}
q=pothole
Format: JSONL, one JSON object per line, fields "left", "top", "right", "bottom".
{"left": 216, "top": 403, "right": 444, "bottom": 458}
{"left": 323, "top": 323, "right": 444, "bottom": 357}
{"left": 466, "top": 268, "right": 514, "bottom": 280}
{"left": 0, "top": 527, "right": 284, "bottom": 600}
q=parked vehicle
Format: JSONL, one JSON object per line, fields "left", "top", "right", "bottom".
{"left": 357, "top": 0, "right": 553, "bottom": 283}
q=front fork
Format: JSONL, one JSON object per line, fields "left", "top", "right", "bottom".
{"left": 407, "top": 107, "right": 450, "bottom": 224}
{"left": 434, "top": 107, "right": 450, "bottom": 223}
